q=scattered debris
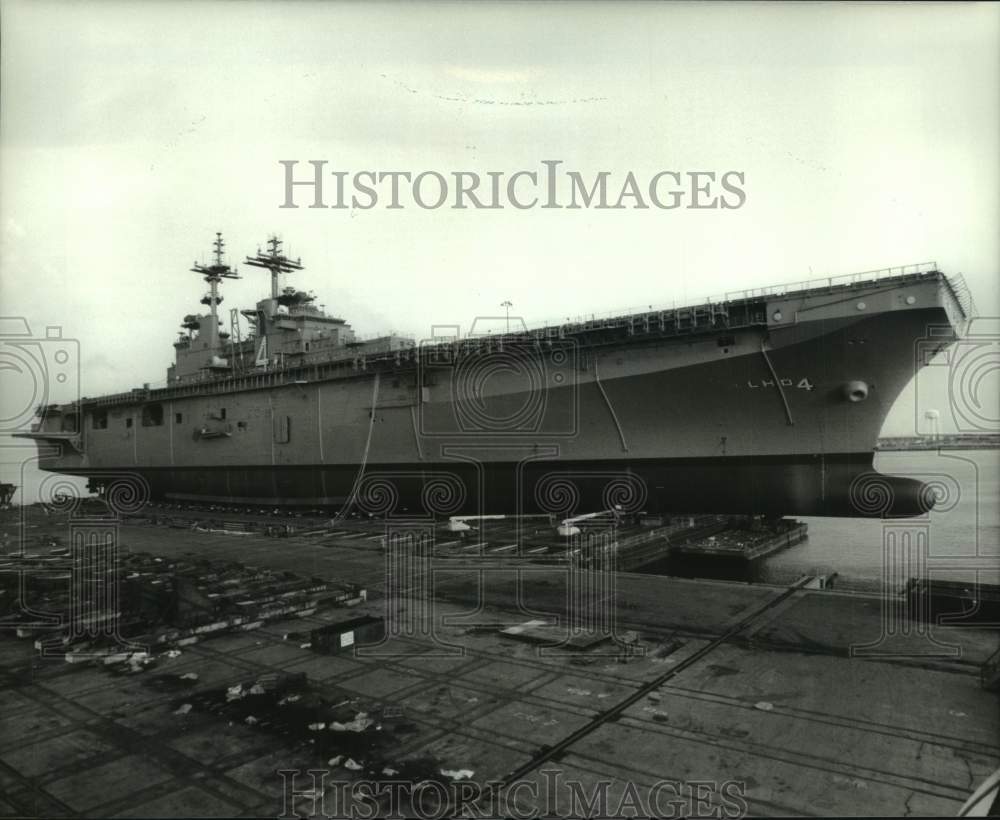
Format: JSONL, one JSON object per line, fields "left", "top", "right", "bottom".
{"left": 441, "top": 769, "right": 475, "bottom": 781}
{"left": 126, "top": 653, "right": 152, "bottom": 674}
{"left": 754, "top": 701, "right": 774, "bottom": 712}
{"left": 344, "top": 758, "right": 363, "bottom": 771}
{"left": 620, "top": 630, "right": 641, "bottom": 646}
{"left": 652, "top": 640, "right": 684, "bottom": 661}
{"left": 180, "top": 672, "right": 199, "bottom": 681}
{"left": 255, "top": 672, "right": 280, "bottom": 692}
{"left": 311, "top": 616, "right": 385, "bottom": 654}
{"left": 1, "top": 548, "right": 367, "bottom": 664}
{"left": 329, "top": 712, "right": 374, "bottom": 732}
{"left": 500, "top": 620, "right": 609, "bottom": 649}
{"left": 382, "top": 767, "right": 399, "bottom": 776}
{"left": 173, "top": 703, "right": 192, "bottom": 716}
{"left": 158, "top": 672, "right": 409, "bottom": 778}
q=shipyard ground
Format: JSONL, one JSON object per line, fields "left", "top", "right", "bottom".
{"left": 1, "top": 515, "right": 998, "bottom": 818}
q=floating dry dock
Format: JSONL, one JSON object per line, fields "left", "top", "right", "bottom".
{"left": 0, "top": 506, "right": 998, "bottom": 818}
{"left": 670, "top": 519, "right": 809, "bottom": 561}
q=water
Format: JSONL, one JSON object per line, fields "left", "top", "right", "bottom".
{"left": 0, "top": 445, "right": 90, "bottom": 509}
{"left": 3, "top": 447, "right": 997, "bottom": 591}
{"left": 650, "top": 449, "right": 1000, "bottom": 591}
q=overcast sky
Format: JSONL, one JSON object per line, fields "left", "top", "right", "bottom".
{"left": 1, "top": 0, "right": 998, "bottom": 460}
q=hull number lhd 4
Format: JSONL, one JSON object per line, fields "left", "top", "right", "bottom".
{"left": 746, "top": 378, "right": 815, "bottom": 390}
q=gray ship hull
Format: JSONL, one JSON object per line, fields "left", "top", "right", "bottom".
{"left": 23, "top": 267, "right": 971, "bottom": 519}
{"left": 53, "top": 452, "right": 926, "bottom": 517}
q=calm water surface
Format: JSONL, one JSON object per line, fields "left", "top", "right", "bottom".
{"left": 659, "top": 449, "right": 1000, "bottom": 590}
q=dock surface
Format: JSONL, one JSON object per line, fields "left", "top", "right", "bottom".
{"left": 1, "top": 515, "right": 997, "bottom": 817}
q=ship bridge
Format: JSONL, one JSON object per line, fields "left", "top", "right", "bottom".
{"left": 168, "top": 234, "right": 413, "bottom": 386}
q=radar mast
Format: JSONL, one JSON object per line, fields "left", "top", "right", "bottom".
{"left": 191, "top": 232, "right": 241, "bottom": 351}
{"left": 244, "top": 235, "right": 304, "bottom": 299}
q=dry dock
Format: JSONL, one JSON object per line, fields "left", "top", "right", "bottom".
{"left": 668, "top": 520, "right": 809, "bottom": 562}
{"left": 0, "top": 509, "right": 997, "bottom": 818}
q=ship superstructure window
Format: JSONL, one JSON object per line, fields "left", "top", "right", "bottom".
{"left": 92, "top": 409, "right": 108, "bottom": 430}
{"left": 220, "top": 408, "right": 227, "bottom": 420}
{"left": 141, "top": 403, "right": 164, "bottom": 427}
{"left": 175, "top": 412, "right": 183, "bottom": 424}
{"left": 125, "top": 417, "right": 133, "bottom": 428}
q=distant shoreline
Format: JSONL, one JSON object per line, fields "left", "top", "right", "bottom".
{"left": 877, "top": 436, "right": 1000, "bottom": 451}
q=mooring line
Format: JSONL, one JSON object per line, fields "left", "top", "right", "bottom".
{"left": 760, "top": 339, "right": 794, "bottom": 426}
{"left": 333, "top": 371, "right": 381, "bottom": 521}
{"left": 594, "top": 356, "right": 629, "bottom": 452}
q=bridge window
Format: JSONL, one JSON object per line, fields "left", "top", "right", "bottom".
{"left": 92, "top": 409, "right": 108, "bottom": 430}
{"left": 141, "top": 403, "right": 164, "bottom": 427}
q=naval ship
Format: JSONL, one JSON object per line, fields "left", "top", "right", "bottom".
{"left": 18, "top": 235, "right": 974, "bottom": 518}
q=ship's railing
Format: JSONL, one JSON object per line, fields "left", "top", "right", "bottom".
{"left": 349, "top": 331, "right": 410, "bottom": 343}
{"left": 79, "top": 346, "right": 424, "bottom": 408}
{"left": 69, "top": 261, "right": 949, "bottom": 410}
{"left": 511, "top": 261, "right": 941, "bottom": 336}
{"left": 718, "top": 261, "right": 939, "bottom": 303}
{"left": 74, "top": 307, "right": 745, "bottom": 410}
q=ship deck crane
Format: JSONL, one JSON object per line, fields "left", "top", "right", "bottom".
{"left": 557, "top": 506, "right": 623, "bottom": 537}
